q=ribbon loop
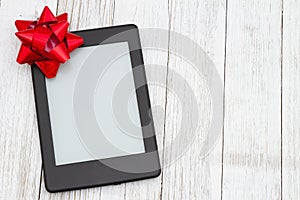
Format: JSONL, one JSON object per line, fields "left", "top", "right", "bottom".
{"left": 15, "top": 6, "right": 84, "bottom": 78}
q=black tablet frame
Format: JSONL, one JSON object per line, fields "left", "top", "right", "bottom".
{"left": 32, "top": 24, "right": 161, "bottom": 192}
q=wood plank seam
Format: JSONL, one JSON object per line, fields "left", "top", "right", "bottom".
{"left": 282, "top": 0, "right": 300, "bottom": 197}
{"left": 222, "top": 0, "right": 282, "bottom": 198}
{"left": 221, "top": 0, "right": 229, "bottom": 199}
{"left": 280, "top": 0, "right": 284, "bottom": 199}
{"left": 38, "top": 166, "right": 43, "bottom": 200}
{"left": 159, "top": 0, "right": 172, "bottom": 199}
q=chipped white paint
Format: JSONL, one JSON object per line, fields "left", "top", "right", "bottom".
{"left": 282, "top": 0, "right": 300, "bottom": 199}
{"left": 1, "top": 0, "right": 299, "bottom": 199}
{"left": 0, "top": 1, "right": 57, "bottom": 200}
{"left": 222, "top": 0, "right": 282, "bottom": 199}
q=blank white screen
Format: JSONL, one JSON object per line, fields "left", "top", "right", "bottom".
{"left": 46, "top": 42, "right": 145, "bottom": 166}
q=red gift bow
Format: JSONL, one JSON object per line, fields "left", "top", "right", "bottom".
{"left": 15, "top": 6, "right": 84, "bottom": 78}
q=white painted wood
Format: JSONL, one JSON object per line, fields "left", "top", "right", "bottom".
{"left": 39, "top": 1, "right": 116, "bottom": 200}
{"left": 2, "top": 0, "right": 296, "bottom": 199}
{"left": 58, "top": 0, "right": 115, "bottom": 31}
{"left": 222, "top": 0, "right": 282, "bottom": 199}
{"left": 42, "top": 1, "right": 170, "bottom": 199}
{"left": 282, "top": 0, "right": 300, "bottom": 199}
{"left": 0, "top": 1, "right": 57, "bottom": 200}
{"left": 160, "top": 0, "right": 226, "bottom": 199}
{"left": 113, "top": 1, "right": 169, "bottom": 199}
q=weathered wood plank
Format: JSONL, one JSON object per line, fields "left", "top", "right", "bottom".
{"left": 0, "top": 0, "right": 292, "bottom": 199}
{"left": 113, "top": 0, "right": 169, "bottom": 199}
{"left": 282, "top": 0, "right": 300, "bottom": 199}
{"left": 0, "top": 1, "right": 57, "bottom": 200}
{"left": 222, "top": 0, "right": 282, "bottom": 199}
{"left": 39, "top": 0, "right": 115, "bottom": 199}
{"left": 41, "top": 0, "right": 170, "bottom": 199}
{"left": 160, "top": 0, "right": 226, "bottom": 199}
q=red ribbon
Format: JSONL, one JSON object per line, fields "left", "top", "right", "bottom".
{"left": 15, "top": 6, "right": 84, "bottom": 78}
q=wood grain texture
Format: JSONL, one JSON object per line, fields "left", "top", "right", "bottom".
{"left": 39, "top": 0, "right": 116, "bottom": 199}
{"left": 113, "top": 0, "right": 169, "bottom": 199}
{"left": 161, "top": 0, "right": 226, "bottom": 199}
{"left": 282, "top": 0, "right": 300, "bottom": 199}
{"left": 3, "top": 0, "right": 300, "bottom": 199}
{"left": 222, "top": 0, "right": 282, "bottom": 199}
{"left": 0, "top": 1, "right": 57, "bottom": 200}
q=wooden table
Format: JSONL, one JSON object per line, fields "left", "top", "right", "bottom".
{"left": 0, "top": 0, "right": 299, "bottom": 199}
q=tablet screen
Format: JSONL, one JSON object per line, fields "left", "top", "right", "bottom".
{"left": 46, "top": 42, "right": 145, "bottom": 166}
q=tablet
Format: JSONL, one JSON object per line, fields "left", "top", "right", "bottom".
{"left": 32, "top": 25, "right": 161, "bottom": 192}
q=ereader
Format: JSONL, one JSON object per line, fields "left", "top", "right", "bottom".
{"left": 32, "top": 25, "right": 161, "bottom": 192}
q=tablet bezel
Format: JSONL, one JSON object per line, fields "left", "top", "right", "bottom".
{"left": 32, "top": 24, "right": 161, "bottom": 192}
